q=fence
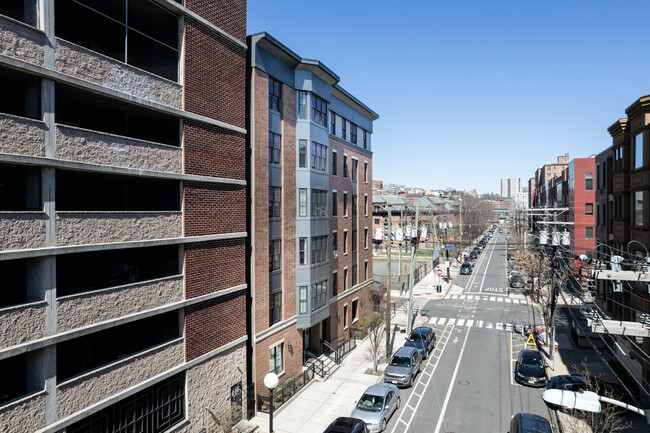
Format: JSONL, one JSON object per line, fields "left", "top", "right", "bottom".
{"left": 257, "top": 366, "right": 315, "bottom": 413}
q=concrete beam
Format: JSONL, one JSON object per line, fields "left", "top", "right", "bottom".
{"left": 591, "top": 270, "right": 650, "bottom": 282}
{"left": 588, "top": 319, "right": 650, "bottom": 338}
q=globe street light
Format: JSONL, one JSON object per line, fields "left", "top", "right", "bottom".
{"left": 264, "top": 372, "right": 279, "bottom": 433}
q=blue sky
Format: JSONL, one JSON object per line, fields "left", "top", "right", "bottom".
{"left": 247, "top": 0, "right": 650, "bottom": 194}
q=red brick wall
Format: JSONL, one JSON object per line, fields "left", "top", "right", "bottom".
{"left": 185, "top": 292, "right": 246, "bottom": 360}
{"left": 184, "top": 239, "right": 246, "bottom": 299}
{"left": 184, "top": 120, "right": 246, "bottom": 180}
{"left": 253, "top": 327, "right": 303, "bottom": 397}
{"left": 183, "top": 182, "right": 245, "bottom": 237}
{"left": 184, "top": 0, "right": 247, "bottom": 42}
{"left": 183, "top": 17, "right": 246, "bottom": 128}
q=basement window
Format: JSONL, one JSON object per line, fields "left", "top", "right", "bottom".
{"left": 0, "top": 67, "right": 40, "bottom": 119}
{"left": 57, "top": 310, "right": 180, "bottom": 382}
{"left": 57, "top": 245, "right": 180, "bottom": 297}
{"left": 55, "top": 84, "right": 180, "bottom": 146}
{"left": 0, "top": 0, "right": 38, "bottom": 27}
{"left": 0, "top": 164, "right": 41, "bottom": 211}
{"left": 55, "top": 0, "right": 179, "bottom": 81}
{"left": 56, "top": 169, "right": 180, "bottom": 211}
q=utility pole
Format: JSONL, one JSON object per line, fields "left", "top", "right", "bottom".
{"left": 385, "top": 205, "right": 392, "bottom": 360}
{"left": 398, "top": 206, "right": 404, "bottom": 296}
{"left": 406, "top": 204, "right": 419, "bottom": 334}
{"left": 459, "top": 194, "right": 463, "bottom": 260}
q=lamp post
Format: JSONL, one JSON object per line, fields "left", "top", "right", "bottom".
{"left": 264, "top": 372, "right": 279, "bottom": 433}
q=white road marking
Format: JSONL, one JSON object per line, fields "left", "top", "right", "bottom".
{"left": 447, "top": 318, "right": 456, "bottom": 326}
{"left": 456, "top": 319, "right": 465, "bottom": 326}
{"left": 466, "top": 319, "right": 474, "bottom": 327}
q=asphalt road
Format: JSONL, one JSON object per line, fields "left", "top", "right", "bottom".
{"left": 385, "top": 230, "right": 555, "bottom": 433}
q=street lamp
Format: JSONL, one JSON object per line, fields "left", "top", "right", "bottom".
{"left": 264, "top": 372, "right": 279, "bottom": 433}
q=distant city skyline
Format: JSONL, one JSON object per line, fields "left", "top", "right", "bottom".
{"left": 248, "top": 0, "right": 650, "bottom": 194}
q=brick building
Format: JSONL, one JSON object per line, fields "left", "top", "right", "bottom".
{"left": 247, "top": 32, "right": 378, "bottom": 409}
{"left": 0, "top": 1, "right": 248, "bottom": 431}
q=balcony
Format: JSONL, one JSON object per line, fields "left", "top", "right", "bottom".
{"left": 55, "top": 211, "right": 182, "bottom": 246}
{"left": 0, "top": 113, "right": 46, "bottom": 157}
{"left": 0, "top": 300, "right": 46, "bottom": 349}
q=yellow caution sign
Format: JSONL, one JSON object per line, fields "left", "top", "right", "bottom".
{"left": 525, "top": 333, "right": 537, "bottom": 349}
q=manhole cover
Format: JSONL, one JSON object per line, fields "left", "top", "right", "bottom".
{"left": 458, "top": 380, "right": 470, "bottom": 385}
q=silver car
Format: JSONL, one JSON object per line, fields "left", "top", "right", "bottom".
{"left": 350, "top": 383, "right": 400, "bottom": 433}
{"left": 383, "top": 346, "right": 422, "bottom": 387}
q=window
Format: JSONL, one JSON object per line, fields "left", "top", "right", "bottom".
{"left": 343, "top": 193, "right": 348, "bottom": 216}
{"left": 332, "top": 192, "right": 338, "bottom": 216}
{"left": 363, "top": 130, "right": 368, "bottom": 149}
{"left": 269, "top": 240, "right": 281, "bottom": 272}
{"left": 614, "top": 195, "right": 623, "bottom": 218}
{"left": 364, "top": 261, "right": 368, "bottom": 280}
{"left": 0, "top": 67, "right": 40, "bottom": 119}
{"left": 342, "top": 119, "right": 347, "bottom": 140}
{"left": 269, "top": 291, "right": 281, "bottom": 326}
{"left": 299, "top": 238, "right": 307, "bottom": 265}
{"left": 352, "top": 265, "right": 357, "bottom": 286}
{"left": 615, "top": 147, "right": 624, "bottom": 172}
{"left": 374, "top": 218, "right": 380, "bottom": 224}
{"left": 352, "top": 195, "right": 357, "bottom": 216}
{"left": 343, "top": 269, "right": 348, "bottom": 291}
{"left": 65, "top": 373, "right": 185, "bottom": 433}
{"left": 633, "top": 191, "right": 644, "bottom": 226}
{"left": 311, "top": 280, "right": 328, "bottom": 311}
{"left": 311, "top": 142, "right": 327, "bottom": 171}
{"left": 352, "top": 230, "right": 357, "bottom": 252}
{"left": 343, "top": 231, "right": 348, "bottom": 254}
{"left": 343, "top": 304, "right": 348, "bottom": 328}
{"left": 364, "top": 228, "right": 368, "bottom": 248}
{"left": 299, "top": 140, "right": 307, "bottom": 168}
{"left": 585, "top": 226, "right": 594, "bottom": 240}
{"left": 352, "top": 299, "right": 358, "bottom": 322}
{"left": 55, "top": 0, "right": 179, "bottom": 81}
{"left": 311, "top": 235, "right": 327, "bottom": 264}
{"left": 298, "top": 91, "right": 308, "bottom": 119}
{"left": 311, "top": 94, "right": 327, "bottom": 126}
{"left": 596, "top": 203, "right": 601, "bottom": 225}
{"left": 364, "top": 162, "right": 368, "bottom": 182}
{"left": 364, "top": 195, "right": 368, "bottom": 216}
{"left": 57, "top": 311, "right": 179, "bottom": 382}
{"left": 269, "top": 132, "right": 281, "bottom": 164}
{"left": 299, "top": 286, "right": 308, "bottom": 314}
{"left": 332, "top": 233, "right": 338, "bottom": 255}
{"left": 332, "top": 271, "right": 338, "bottom": 296}
{"left": 585, "top": 203, "right": 593, "bottom": 216}
{"left": 343, "top": 155, "right": 348, "bottom": 178}
{"left": 350, "top": 123, "right": 358, "bottom": 144}
{"left": 269, "top": 78, "right": 281, "bottom": 112}
{"left": 311, "top": 190, "right": 327, "bottom": 217}
{"left": 269, "top": 186, "right": 281, "bottom": 218}
{"left": 332, "top": 151, "right": 338, "bottom": 175}
{"left": 585, "top": 172, "right": 593, "bottom": 191}
{"left": 299, "top": 189, "right": 307, "bottom": 217}
{"left": 330, "top": 112, "right": 336, "bottom": 135}
{"left": 0, "top": 0, "right": 38, "bottom": 26}
{"left": 351, "top": 159, "right": 358, "bottom": 181}
{"left": 635, "top": 132, "right": 644, "bottom": 169}
{"left": 270, "top": 343, "right": 283, "bottom": 375}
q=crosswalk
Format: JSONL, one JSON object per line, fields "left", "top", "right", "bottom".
{"left": 397, "top": 297, "right": 428, "bottom": 313}
{"left": 424, "top": 315, "right": 525, "bottom": 332}
{"left": 442, "top": 294, "right": 528, "bottom": 304}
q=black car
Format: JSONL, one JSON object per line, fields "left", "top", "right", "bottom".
{"left": 323, "top": 417, "right": 368, "bottom": 433}
{"left": 460, "top": 262, "right": 472, "bottom": 275}
{"left": 509, "top": 275, "right": 524, "bottom": 288}
{"left": 509, "top": 413, "right": 551, "bottom": 433}
{"left": 546, "top": 375, "right": 586, "bottom": 392}
{"left": 515, "top": 350, "right": 546, "bottom": 387}
{"left": 404, "top": 326, "right": 436, "bottom": 359}
{"left": 469, "top": 251, "right": 477, "bottom": 259}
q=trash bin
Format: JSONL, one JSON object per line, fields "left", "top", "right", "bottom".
{"left": 554, "top": 342, "right": 558, "bottom": 353}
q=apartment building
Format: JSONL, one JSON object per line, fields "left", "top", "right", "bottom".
{"left": 500, "top": 177, "right": 522, "bottom": 199}
{"left": 566, "top": 157, "right": 596, "bottom": 273}
{"left": 0, "top": 1, "right": 248, "bottom": 431}
{"left": 247, "top": 32, "right": 378, "bottom": 410}
{"left": 531, "top": 153, "right": 570, "bottom": 208}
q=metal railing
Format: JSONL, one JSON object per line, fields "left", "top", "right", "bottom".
{"left": 337, "top": 336, "right": 357, "bottom": 361}
{"left": 322, "top": 340, "right": 339, "bottom": 364}
{"left": 304, "top": 350, "right": 329, "bottom": 378}
{"left": 257, "top": 366, "right": 315, "bottom": 413}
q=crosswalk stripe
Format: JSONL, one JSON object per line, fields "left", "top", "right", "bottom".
{"left": 496, "top": 323, "right": 503, "bottom": 330}
{"left": 486, "top": 322, "right": 493, "bottom": 329}
{"left": 490, "top": 296, "right": 496, "bottom": 302}
{"left": 497, "top": 297, "right": 503, "bottom": 302}
{"left": 447, "top": 318, "right": 456, "bottom": 325}
{"left": 457, "top": 319, "right": 465, "bottom": 326}
{"left": 437, "top": 317, "right": 446, "bottom": 325}
{"left": 467, "top": 295, "right": 474, "bottom": 300}
{"left": 505, "top": 298, "right": 511, "bottom": 303}
{"left": 466, "top": 319, "right": 474, "bottom": 327}
{"left": 477, "top": 320, "right": 483, "bottom": 327}
{"left": 460, "top": 295, "right": 466, "bottom": 300}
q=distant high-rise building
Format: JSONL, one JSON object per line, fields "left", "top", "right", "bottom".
{"left": 500, "top": 178, "right": 522, "bottom": 199}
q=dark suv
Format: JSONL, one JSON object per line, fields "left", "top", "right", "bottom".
{"left": 323, "top": 417, "right": 368, "bottom": 433}
{"left": 509, "top": 413, "right": 551, "bottom": 433}
{"left": 404, "top": 326, "right": 436, "bottom": 359}
{"left": 460, "top": 262, "right": 472, "bottom": 275}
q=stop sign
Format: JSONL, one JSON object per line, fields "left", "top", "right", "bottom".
{"left": 436, "top": 268, "right": 443, "bottom": 276}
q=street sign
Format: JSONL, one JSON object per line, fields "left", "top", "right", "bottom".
{"left": 436, "top": 268, "right": 443, "bottom": 276}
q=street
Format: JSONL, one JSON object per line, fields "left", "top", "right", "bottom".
{"left": 387, "top": 230, "right": 554, "bottom": 433}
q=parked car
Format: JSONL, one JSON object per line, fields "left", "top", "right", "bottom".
{"left": 464, "top": 257, "right": 474, "bottom": 266}
{"left": 383, "top": 346, "right": 422, "bottom": 387}
{"left": 323, "top": 417, "right": 368, "bottom": 433}
{"left": 507, "top": 253, "right": 515, "bottom": 261}
{"left": 404, "top": 326, "right": 436, "bottom": 359}
{"left": 499, "top": 228, "right": 503, "bottom": 233}
{"left": 509, "top": 412, "right": 551, "bottom": 433}
{"left": 515, "top": 350, "right": 547, "bottom": 387}
{"left": 469, "top": 250, "right": 478, "bottom": 259}
{"left": 460, "top": 262, "right": 472, "bottom": 275}
{"left": 509, "top": 275, "right": 524, "bottom": 288}
{"left": 546, "top": 375, "right": 586, "bottom": 392}
{"left": 350, "top": 384, "right": 400, "bottom": 433}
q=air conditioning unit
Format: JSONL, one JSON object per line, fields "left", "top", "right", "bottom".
{"left": 332, "top": 250, "right": 338, "bottom": 258}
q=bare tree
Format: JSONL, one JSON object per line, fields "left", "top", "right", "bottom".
{"left": 516, "top": 251, "right": 553, "bottom": 334}
{"left": 560, "top": 360, "right": 631, "bottom": 433}
{"left": 359, "top": 307, "right": 385, "bottom": 373}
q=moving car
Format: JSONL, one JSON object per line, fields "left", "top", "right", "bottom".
{"left": 515, "top": 350, "right": 547, "bottom": 387}
{"left": 383, "top": 346, "right": 421, "bottom": 387}
{"left": 404, "top": 326, "right": 436, "bottom": 359}
{"left": 509, "top": 413, "right": 551, "bottom": 433}
{"left": 460, "top": 262, "right": 472, "bottom": 275}
{"left": 323, "top": 417, "right": 368, "bottom": 433}
{"left": 350, "top": 384, "right": 400, "bottom": 433}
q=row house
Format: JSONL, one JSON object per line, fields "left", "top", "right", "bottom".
{"left": 0, "top": 1, "right": 248, "bottom": 431}
{"left": 247, "top": 32, "right": 378, "bottom": 412}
